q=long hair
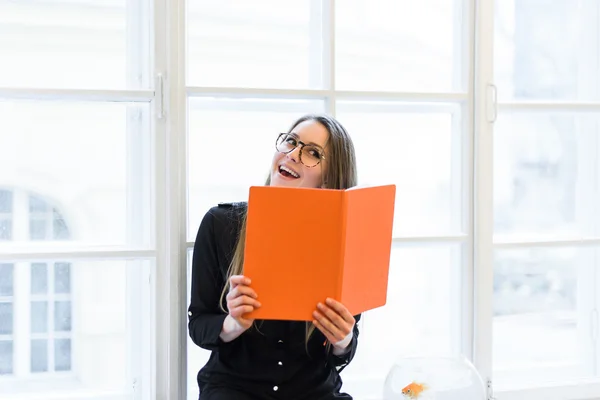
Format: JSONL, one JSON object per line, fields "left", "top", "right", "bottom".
{"left": 219, "top": 114, "right": 358, "bottom": 346}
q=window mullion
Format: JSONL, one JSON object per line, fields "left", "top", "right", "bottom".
{"left": 153, "top": 0, "right": 187, "bottom": 399}
{"left": 473, "top": 0, "right": 496, "bottom": 392}
{"left": 322, "top": 0, "right": 336, "bottom": 115}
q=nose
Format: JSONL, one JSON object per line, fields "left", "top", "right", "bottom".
{"left": 286, "top": 145, "right": 301, "bottom": 163}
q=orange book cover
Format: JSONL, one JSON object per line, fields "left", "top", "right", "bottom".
{"left": 243, "top": 184, "right": 396, "bottom": 321}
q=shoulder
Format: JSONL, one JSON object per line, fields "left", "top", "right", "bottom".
{"left": 200, "top": 202, "right": 247, "bottom": 232}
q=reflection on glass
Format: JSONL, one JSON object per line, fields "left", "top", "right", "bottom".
{"left": 31, "top": 301, "right": 48, "bottom": 334}
{"left": 0, "top": 220, "right": 11, "bottom": 240}
{"left": 493, "top": 247, "right": 592, "bottom": 386}
{"left": 0, "top": 303, "right": 13, "bottom": 335}
{"left": 0, "top": 341, "right": 13, "bottom": 375}
{"left": 31, "top": 263, "right": 48, "bottom": 294}
{"left": 31, "top": 339, "right": 48, "bottom": 373}
{"left": 54, "top": 301, "right": 72, "bottom": 332}
{"left": 495, "top": 0, "right": 599, "bottom": 100}
{"left": 0, "top": 264, "right": 13, "bottom": 296}
{"left": 0, "top": 190, "right": 13, "bottom": 213}
{"left": 54, "top": 262, "right": 71, "bottom": 294}
{"left": 493, "top": 112, "right": 596, "bottom": 239}
{"left": 54, "top": 339, "right": 71, "bottom": 372}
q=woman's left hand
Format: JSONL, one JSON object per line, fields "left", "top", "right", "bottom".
{"left": 313, "top": 298, "right": 355, "bottom": 348}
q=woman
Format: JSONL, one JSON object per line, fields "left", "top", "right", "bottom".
{"left": 188, "top": 114, "right": 361, "bottom": 400}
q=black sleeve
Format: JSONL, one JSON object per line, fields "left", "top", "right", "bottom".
{"left": 187, "top": 208, "right": 228, "bottom": 351}
{"left": 330, "top": 313, "right": 361, "bottom": 372}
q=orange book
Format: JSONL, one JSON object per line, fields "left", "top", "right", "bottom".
{"left": 243, "top": 184, "right": 396, "bottom": 321}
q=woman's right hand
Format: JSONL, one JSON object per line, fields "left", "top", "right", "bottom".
{"left": 220, "top": 275, "right": 261, "bottom": 342}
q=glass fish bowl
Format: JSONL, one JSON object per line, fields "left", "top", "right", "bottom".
{"left": 382, "top": 356, "right": 486, "bottom": 400}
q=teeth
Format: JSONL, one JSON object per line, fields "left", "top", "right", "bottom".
{"left": 280, "top": 165, "right": 299, "bottom": 178}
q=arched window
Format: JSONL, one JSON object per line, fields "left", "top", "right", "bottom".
{"left": 0, "top": 189, "right": 72, "bottom": 376}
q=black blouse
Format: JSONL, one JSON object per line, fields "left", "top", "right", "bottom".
{"left": 188, "top": 202, "right": 361, "bottom": 400}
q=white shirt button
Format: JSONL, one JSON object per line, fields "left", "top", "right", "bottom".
{"left": 188, "top": 311, "right": 192, "bottom": 316}
{"left": 278, "top": 361, "right": 283, "bottom": 366}
{"left": 278, "top": 340, "right": 283, "bottom": 343}
{"left": 273, "top": 386, "right": 278, "bottom": 391}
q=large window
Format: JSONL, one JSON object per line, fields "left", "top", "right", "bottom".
{"left": 3, "top": 1, "right": 600, "bottom": 400}
{"left": 0, "top": 1, "right": 154, "bottom": 399}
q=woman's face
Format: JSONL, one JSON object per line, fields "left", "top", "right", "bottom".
{"left": 269, "top": 120, "right": 329, "bottom": 189}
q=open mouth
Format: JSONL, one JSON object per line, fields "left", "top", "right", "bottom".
{"left": 278, "top": 165, "right": 300, "bottom": 179}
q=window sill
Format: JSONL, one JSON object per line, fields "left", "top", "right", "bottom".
{"left": 495, "top": 379, "right": 600, "bottom": 400}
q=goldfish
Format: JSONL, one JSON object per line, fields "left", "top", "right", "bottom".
{"left": 401, "top": 381, "right": 428, "bottom": 399}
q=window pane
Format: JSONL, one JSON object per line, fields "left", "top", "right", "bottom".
{"left": 494, "top": 112, "right": 597, "bottom": 240}
{"left": 0, "top": 101, "right": 153, "bottom": 247}
{"left": 54, "top": 339, "right": 71, "bottom": 372}
{"left": 31, "top": 301, "right": 48, "bottom": 334}
{"left": 31, "top": 339, "right": 48, "bottom": 373}
{"left": 29, "top": 195, "right": 48, "bottom": 213}
{"left": 0, "top": 219, "right": 12, "bottom": 241}
{"left": 0, "top": 0, "right": 151, "bottom": 90}
{"left": 54, "top": 301, "right": 72, "bottom": 332}
{"left": 187, "top": 97, "right": 325, "bottom": 240}
{"left": 54, "top": 262, "right": 71, "bottom": 294}
{"left": 187, "top": 0, "right": 320, "bottom": 89}
{"left": 336, "top": 101, "right": 463, "bottom": 236}
{"left": 31, "top": 263, "right": 48, "bottom": 295}
{"left": 340, "top": 244, "right": 462, "bottom": 399}
{"left": 53, "top": 210, "right": 70, "bottom": 240}
{"left": 0, "top": 190, "right": 12, "bottom": 213}
{"left": 0, "top": 303, "right": 12, "bottom": 335}
{"left": 495, "top": 0, "right": 599, "bottom": 101}
{"left": 30, "top": 219, "right": 48, "bottom": 240}
{"left": 336, "top": 0, "right": 466, "bottom": 92}
{"left": 493, "top": 247, "right": 593, "bottom": 387}
{"left": 0, "top": 264, "right": 13, "bottom": 296}
{"left": 0, "top": 340, "right": 13, "bottom": 375}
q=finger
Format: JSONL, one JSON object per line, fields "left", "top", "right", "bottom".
{"left": 312, "top": 310, "right": 348, "bottom": 342}
{"left": 229, "top": 275, "right": 251, "bottom": 289}
{"left": 229, "top": 295, "right": 261, "bottom": 309}
{"left": 226, "top": 285, "right": 258, "bottom": 300}
{"left": 317, "top": 303, "right": 348, "bottom": 333}
{"left": 229, "top": 305, "right": 255, "bottom": 318}
{"left": 325, "top": 298, "right": 355, "bottom": 324}
{"left": 312, "top": 318, "right": 338, "bottom": 344}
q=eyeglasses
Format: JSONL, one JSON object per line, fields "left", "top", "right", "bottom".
{"left": 275, "top": 133, "right": 326, "bottom": 168}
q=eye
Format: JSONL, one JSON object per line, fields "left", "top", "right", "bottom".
{"left": 306, "top": 147, "right": 322, "bottom": 159}
{"left": 285, "top": 136, "right": 297, "bottom": 145}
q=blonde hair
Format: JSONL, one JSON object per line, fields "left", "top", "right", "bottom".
{"left": 219, "top": 114, "right": 358, "bottom": 346}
